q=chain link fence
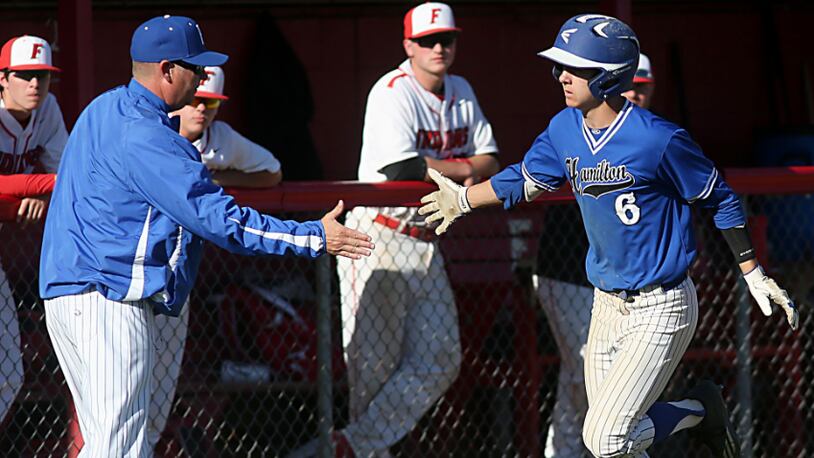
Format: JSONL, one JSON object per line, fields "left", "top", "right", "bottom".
{"left": 0, "top": 179, "right": 811, "bottom": 457}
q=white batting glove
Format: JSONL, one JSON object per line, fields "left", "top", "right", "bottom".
{"left": 418, "top": 168, "right": 471, "bottom": 235}
{"left": 743, "top": 266, "right": 799, "bottom": 331}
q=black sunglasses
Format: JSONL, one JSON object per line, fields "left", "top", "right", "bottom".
{"left": 172, "top": 60, "right": 206, "bottom": 78}
{"left": 553, "top": 63, "right": 599, "bottom": 81}
{"left": 8, "top": 70, "right": 51, "bottom": 82}
{"left": 413, "top": 32, "right": 458, "bottom": 49}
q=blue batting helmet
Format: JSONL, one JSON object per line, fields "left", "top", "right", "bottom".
{"left": 539, "top": 14, "right": 639, "bottom": 100}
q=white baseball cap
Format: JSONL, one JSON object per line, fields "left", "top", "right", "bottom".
{"left": 403, "top": 2, "right": 462, "bottom": 40}
{"left": 633, "top": 53, "right": 654, "bottom": 83}
{"left": 195, "top": 66, "right": 228, "bottom": 100}
{"left": 0, "top": 35, "right": 60, "bottom": 72}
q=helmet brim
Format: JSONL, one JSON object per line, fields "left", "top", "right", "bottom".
{"left": 538, "top": 47, "right": 625, "bottom": 71}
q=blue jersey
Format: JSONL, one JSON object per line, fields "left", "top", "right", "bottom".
{"left": 40, "top": 79, "right": 325, "bottom": 316}
{"left": 492, "top": 100, "right": 745, "bottom": 291}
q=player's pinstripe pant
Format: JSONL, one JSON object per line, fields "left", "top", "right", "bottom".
{"left": 45, "top": 290, "right": 156, "bottom": 458}
{"left": 582, "top": 277, "right": 698, "bottom": 458}
{"left": 0, "top": 265, "right": 23, "bottom": 427}
{"left": 336, "top": 212, "right": 462, "bottom": 457}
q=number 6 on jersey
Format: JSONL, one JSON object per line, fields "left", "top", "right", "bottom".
{"left": 615, "top": 192, "right": 640, "bottom": 225}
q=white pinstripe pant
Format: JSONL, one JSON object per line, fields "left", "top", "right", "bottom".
{"left": 336, "top": 212, "right": 462, "bottom": 457}
{"left": 45, "top": 290, "right": 156, "bottom": 458}
{"left": 582, "top": 277, "right": 698, "bottom": 458}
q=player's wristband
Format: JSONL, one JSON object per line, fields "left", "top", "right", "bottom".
{"left": 458, "top": 186, "right": 472, "bottom": 214}
{"left": 721, "top": 226, "right": 756, "bottom": 263}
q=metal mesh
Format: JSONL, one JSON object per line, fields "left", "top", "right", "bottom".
{"left": 0, "top": 192, "right": 811, "bottom": 457}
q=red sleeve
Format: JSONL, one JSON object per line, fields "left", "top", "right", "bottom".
{"left": 0, "top": 174, "right": 56, "bottom": 197}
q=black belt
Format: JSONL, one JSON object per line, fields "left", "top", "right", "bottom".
{"left": 605, "top": 274, "right": 687, "bottom": 303}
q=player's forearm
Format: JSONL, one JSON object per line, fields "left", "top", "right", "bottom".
{"left": 425, "top": 157, "right": 472, "bottom": 183}
{"left": 466, "top": 179, "right": 502, "bottom": 209}
{"left": 468, "top": 154, "right": 500, "bottom": 179}
{"left": 210, "top": 169, "right": 282, "bottom": 188}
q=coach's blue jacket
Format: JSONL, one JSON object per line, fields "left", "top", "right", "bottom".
{"left": 40, "top": 79, "right": 326, "bottom": 316}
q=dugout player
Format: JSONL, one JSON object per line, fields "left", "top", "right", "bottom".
{"left": 420, "top": 14, "right": 798, "bottom": 458}
{"left": 534, "top": 50, "right": 658, "bottom": 458}
{"left": 623, "top": 53, "right": 655, "bottom": 110}
{"left": 146, "top": 65, "right": 285, "bottom": 449}
{"left": 38, "top": 15, "right": 372, "bottom": 457}
{"left": 314, "top": 3, "right": 500, "bottom": 457}
{"left": 0, "top": 34, "right": 66, "bottom": 428}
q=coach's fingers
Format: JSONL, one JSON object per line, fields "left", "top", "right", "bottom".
{"left": 325, "top": 226, "right": 374, "bottom": 258}
{"left": 342, "top": 226, "right": 374, "bottom": 248}
{"left": 333, "top": 240, "right": 372, "bottom": 259}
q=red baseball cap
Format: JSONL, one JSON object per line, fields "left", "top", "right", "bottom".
{"left": 195, "top": 66, "right": 229, "bottom": 100}
{"left": 0, "top": 36, "right": 61, "bottom": 72}
{"left": 404, "top": 2, "right": 462, "bottom": 40}
{"left": 633, "top": 53, "right": 654, "bottom": 84}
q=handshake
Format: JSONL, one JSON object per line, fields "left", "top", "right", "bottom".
{"left": 418, "top": 169, "right": 472, "bottom": 236}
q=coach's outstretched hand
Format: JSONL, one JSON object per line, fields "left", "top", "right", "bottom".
{"left": 419, "top": 168, "right": 472, "bottom": 235}
{"left": 744, "top": 266, "right": 799, "bottom": 331}
{"left": 321, "top": 200, "right": 374, "bottom": 260}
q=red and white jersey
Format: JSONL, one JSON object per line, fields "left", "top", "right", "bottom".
{"left": 358, "top": 59, "right": 497, "bottom": 182}
{"left": 193, "top": 120, "right": 281, "bottom": 174}
{"left": 0, "top": 93, "right": 67, "bottom": 175}
{"left": 357, "top": 59, "right": 497, "bottom": 224}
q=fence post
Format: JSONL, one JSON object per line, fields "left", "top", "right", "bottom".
{"left": 316, "top": 255, "right": 335, "bottom": 458}
{"left": 734, "top": 196, "right": 755, "bottom": 458}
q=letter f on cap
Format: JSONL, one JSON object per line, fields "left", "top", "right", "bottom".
{"left": 430, "top": 8, "right": 441, "bottom": 24}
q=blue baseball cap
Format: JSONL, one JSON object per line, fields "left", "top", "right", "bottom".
{"left": 130, "top": 15, "right": 228, "bottom": 66}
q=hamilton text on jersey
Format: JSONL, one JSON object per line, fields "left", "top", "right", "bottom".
{"left": 565, "top": 157, "right": 636, "bottom": 198}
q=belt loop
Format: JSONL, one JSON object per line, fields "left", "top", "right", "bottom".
{"left": 617, "top": 298, "right": 630, "bottom": 315}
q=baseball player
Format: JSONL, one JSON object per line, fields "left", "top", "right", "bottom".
{"left": 534, "top": 50, "right": 659, "bottom": 458}
{"left": 38, "top": 15, "right": 372, "bottom": 457}
{"left": 419, "top": 14, "right": 798, "bottom": 458}
{"left": 0, "top": 34, "right": 66, "bottom": 429}
{"left": 623, "top": 53, "right": 655, "bottom": 109}
{"left": 146, "top": 65, "right": 285, "bottom": 450}
{"left": 173, "top": 65, "right": 282, "bottom": 187}
{"left": 329, "top": 3, "right": 500, "bottom": 457}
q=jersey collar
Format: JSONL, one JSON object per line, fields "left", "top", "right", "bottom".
{"left": 580, "top": 99, "right": 634, "bottom": 155}
{"left": 398, "top": 59, "right": 453, "bottom": 104}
